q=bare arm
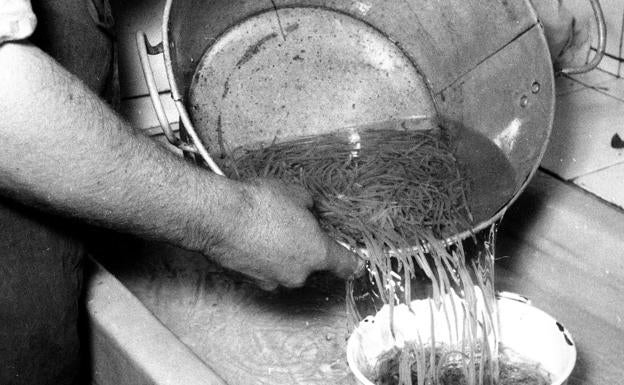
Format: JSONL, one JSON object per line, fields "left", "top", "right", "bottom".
{"left": 0, "top": 42, "right": 360, "bottom": 288}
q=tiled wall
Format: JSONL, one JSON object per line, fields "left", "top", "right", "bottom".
{"left": 541, "top": 0, "right": 624, "bottom": 208}
{"left": 117, "top": 0, "right": 178, "bottom": 131}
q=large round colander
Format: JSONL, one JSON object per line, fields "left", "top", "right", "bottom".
{"left": 137, "top": 0, "right": 604, "bottom": 242}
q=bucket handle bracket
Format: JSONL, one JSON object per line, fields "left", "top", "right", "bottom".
{"left": 135, "top": 31, "right": 225, "bottom": 175}
{"left": 558, "top": 0, "right": 607, "bottom": 75}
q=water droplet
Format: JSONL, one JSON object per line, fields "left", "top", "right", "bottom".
{"left": 531, "top": 81, "right": 540, "bottom": 94}
{"left": 520, "top": 95, "right": 529, "bottom": 108}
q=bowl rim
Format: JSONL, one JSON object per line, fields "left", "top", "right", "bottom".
{"left": 346, "top": 293, "right": 577, "bottom": 385}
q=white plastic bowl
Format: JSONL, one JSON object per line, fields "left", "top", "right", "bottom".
{"left": 347, "top": 292, "right": 576, "bottom": 385}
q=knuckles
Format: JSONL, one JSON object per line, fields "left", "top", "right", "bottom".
{"left": 278, "top": 263, "right": 313, "bottom": 288}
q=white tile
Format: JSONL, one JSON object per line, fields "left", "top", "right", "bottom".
{"left": 574, "top": 162, "right": 624, "bottom": 209}
{"left": 115, "top": 0, "right": 171, "bottom": 98}
{"left": 555, "top": 68, "right": 615, "bottom": 96}
{"left": 585, "top": 73, "right": 624, "bottom": 100}
{"left": 120, "top": 94, "right": 179, "bottom": 131}
{"left": 541, "top": 87, "right": 624, "bottom": 179}
{"left": 597, "top": 54, "right": 622, "bottom": 76}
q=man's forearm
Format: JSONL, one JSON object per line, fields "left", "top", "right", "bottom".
{"left": 0, "top": 42, "right": 241, "bottom": 252}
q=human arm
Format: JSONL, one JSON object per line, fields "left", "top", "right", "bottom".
{"left": 0, "top": 41, "right": 360, "bottom": 289}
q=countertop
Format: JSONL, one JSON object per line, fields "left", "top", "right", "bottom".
{"left": 93, "top": 170, "right": 624, "bottom": 385}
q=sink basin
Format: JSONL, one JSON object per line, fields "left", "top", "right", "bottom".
{"left": 87, "top": 171, "right": 624, "bottom": 385}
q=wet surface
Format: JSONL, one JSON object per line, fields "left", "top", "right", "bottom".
{"left": 97, "top": 172, "right": 624, "bottom": 385}
{"left": 101, "top": 242, "right": 356, "bottom": 385}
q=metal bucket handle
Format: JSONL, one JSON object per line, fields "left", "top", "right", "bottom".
{"left": 558, "top": 0, "right": 606, "bottom": 75}
{"left": 135, "top": 31, "right": 224, "bottom": 176}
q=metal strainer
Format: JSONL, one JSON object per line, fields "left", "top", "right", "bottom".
{"left": 137, "top": 0, "right": 605, "bottom": 242}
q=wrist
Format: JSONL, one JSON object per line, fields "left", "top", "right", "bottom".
{"left": 180, "top": 170, "right": 251, "bottom": 255}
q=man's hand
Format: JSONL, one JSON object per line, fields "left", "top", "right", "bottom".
{"left": 0, "top": 42, "right": 361, "bottom": 291}
{"left": 198, "top": 178, "right": 363, "bottom": 290}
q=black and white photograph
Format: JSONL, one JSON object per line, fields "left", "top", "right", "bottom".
{"left": 0, "top": 0, "right": 621, "bottom": 384}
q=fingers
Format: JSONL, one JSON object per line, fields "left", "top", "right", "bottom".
{"left": 246, "top": 238, "right": 362, "bottom": 290}
{"left": 255, "top": 273, "right": 305, "bottom": 290}
{"left": 255, "top": 278, "right": 279, "bottom": 291}
{"left": 323, "top": 237, "right": 366, "bottom": 280}
{"left": 232, "top": 176, "right": 360, "bottom": 288}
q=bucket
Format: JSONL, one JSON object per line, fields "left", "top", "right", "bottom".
{"left": 137, "top": 0, "right": 603, "bottom": 241}
{"left": 346, "top": 292, "right": 577, "bottom": 385}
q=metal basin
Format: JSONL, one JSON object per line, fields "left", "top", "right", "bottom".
{"left": 140, "top": 0, "right": 556, "bottom": 239}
